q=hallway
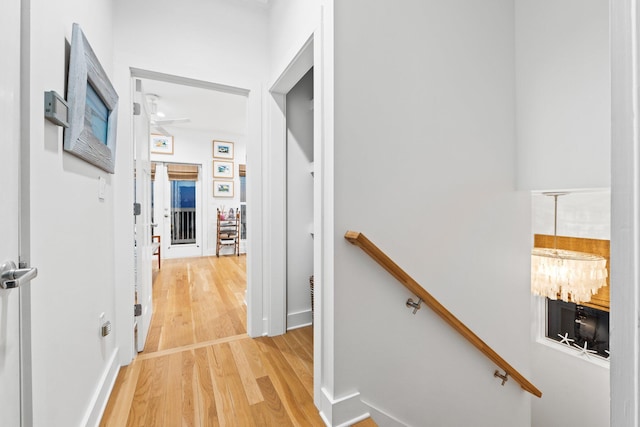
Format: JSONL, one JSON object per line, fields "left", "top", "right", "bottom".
{"left": 100, "top": 256, "right": 324, "bottom": 426}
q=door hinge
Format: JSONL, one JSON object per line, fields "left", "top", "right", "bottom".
{"left": 134, "top": 304, "right": 142, "bottom": 316}
{"left": 133, "top": 102, "right": 141, "bottom": 116}
{"left": 133, "top": 203, "right": 141, "bottom": 215}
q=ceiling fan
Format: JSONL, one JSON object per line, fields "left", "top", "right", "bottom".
{"left": 146, "top": 93, "right": 190, "bottom": 136}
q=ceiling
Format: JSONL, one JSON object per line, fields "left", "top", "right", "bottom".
{"left": 141, "top": 78, "right": 248, "bottom": 137}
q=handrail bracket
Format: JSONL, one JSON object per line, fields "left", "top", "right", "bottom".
{"left": 406, "top": 297, "right": 423, "bottom": 314}
{"left": 494, "top": 370, "right": 509, "bottom": 386}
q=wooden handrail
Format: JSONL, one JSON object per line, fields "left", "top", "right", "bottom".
{"left": 345, "top": 231, "right": 542, "bottom": 398}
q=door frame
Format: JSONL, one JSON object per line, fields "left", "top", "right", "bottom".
{"left": 154, "top": 161, "right": 204, "bottom": 259}
{"left": 267, "top": 36, "right": 315, "bottom": 336}
{"left": 266, "top": 30, "right": 335, "bottom": 417}
{"left": 121, "top": 68, "right": 264, "bottom": 341}
{"left": 132, "top": 77, "right": 154, "bottom": 352}
{"left": 611, "top": 1, "right": 640, "bottom": 425}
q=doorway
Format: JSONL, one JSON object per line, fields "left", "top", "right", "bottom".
{"left": 130, "top": 69, "right": 250, "bottom": 353}
{"left": 152, "top": 162, "right": 203, "bottom": 259}
{"left": 286, "top": 67, "right": 314, "bottom": 330}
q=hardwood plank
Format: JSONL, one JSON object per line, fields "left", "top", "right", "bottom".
{"left": 257, "top": 337, "right": 324, "bottom": 426}
{"left": 164, "top": 352, "right": 182, "bottom": 427}
{"left": 272, "top": 335, "right": 313, "bottom": 393}
{"left": 144, "top": 356, "right": 169, "bottom": 427}
{"left": 180, "top": 350, "right": 197, "bottom": 427}
{"left": 237, "top": 335, "right": 268, "bottom": 379}
{"left": 100, "top": 256, "right": 323, "bottom": 427}
{"left": 125, "top": 357, "right": 156, "bottom": 427}
{"left": 256, "top": 376, "right": 294, "bottom": 427}
{"left": 213, "top": 343, "right": 254, "bottom": 426}
{"left": 193, "top": 347, "right": 219, "bottom": 427}
{"left": 99, "top": 362, "right": 141, "bottom": 427}
{"left": 146, "top": 256, "right": 248, "bottom": 352}
{"left": 137, "top": 334, "right": 249, "bottom": 362}
{"left": 229, "top": 339, "right": 264, "bottom": 405}
{"left": 206, "top": 345, "right": 235, "bottom": 427}
{"left": 352, "top": 418, "right": 379, "bottom": 427}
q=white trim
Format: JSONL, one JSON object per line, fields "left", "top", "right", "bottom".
{"left": 318, "top": 388, "right": 368, "bottom": 427}
{"left": 80, "top": 349, "right": 120, "bottom": 427}
{"left": 315, "top": 0, "right": 335, "bottom": 413}
{"left": 130, "top": 68, "right": 250, "bottom": 97}
{"left": 611, "top": 1, "right": 640, "bottom": 425}
{"left": 286, "top": 309, "right": 313, "bottom": 330}
{"left": 265, "top": 91, "right": 288, "bottom": 336}
{"left": 265, "top": 29, "right": 316, "bottom": 338}
{"left": 270, "top": 36, "right": 314, "bottom": 95}
{"left": 360, "top": 398, "right": 408, "bottom": 427}
{"left": 245, "top": 83, "right": 266, "bottom": 338}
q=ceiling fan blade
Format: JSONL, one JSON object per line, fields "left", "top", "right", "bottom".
{"left": 152, "top": 125, "right": 172, "bottom": 136}
{"left": 153, "top": 118, "right": 190, "bottom": 125}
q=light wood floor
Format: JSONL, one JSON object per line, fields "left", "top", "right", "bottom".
{"left": 100, "top": 256, "right": 326, "bottom": 426}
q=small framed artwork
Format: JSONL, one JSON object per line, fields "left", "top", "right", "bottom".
{"left": 213, "top": 140, "right": 234, "bottom": 159}
{"left": 151, "top": 134, "right": 174, "bottom": 154}
{"left": 213, "top": 180, "right": 234, "bottom": 197}
{"left": 213, "top": 160, "right": 234, "bottom": 179}
{"left": 63, "top": 23, "right": 119, "bottom": 173}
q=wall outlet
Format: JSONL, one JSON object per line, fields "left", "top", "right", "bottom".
{"left": 101, "top": 321, "right": 112, "bottom": 337}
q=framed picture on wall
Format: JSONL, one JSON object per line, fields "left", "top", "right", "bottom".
{"left": 213, "top": 160, "right": 234, "bottom": 179}
{"left": 213, "top": 180, "right": 234, "bottom": 197}
{"left": 63, "top": 24, "right": 119, "bottom": 173}
{"left": 213, "top": 140, "right": 234, "bottom": 159}
{"left": 151, "top": 134, "right": 174, "bottom": 154}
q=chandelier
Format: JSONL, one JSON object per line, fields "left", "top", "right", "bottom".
{"left": 530, "top": 193, "right": 608, "bottom": 304}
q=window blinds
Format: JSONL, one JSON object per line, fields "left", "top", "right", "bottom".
{"left": 166, "top": 163, "right": 199, "bottom": 181}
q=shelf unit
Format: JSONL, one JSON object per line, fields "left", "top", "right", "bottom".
{"left": 216, "top": 208, "right": 240, "bottom": 257}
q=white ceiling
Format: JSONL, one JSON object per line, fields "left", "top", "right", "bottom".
{"left": 141, "top": 78, "right": 248, "bottom": 136}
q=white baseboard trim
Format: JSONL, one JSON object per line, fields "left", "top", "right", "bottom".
{"left": 81, "top": 348, "right": 120, "bottom": 427}
{"left": 318, "top": 388, "right": 368, "bottom": 427}
{"left": 361, "top": 398, "right": 408, "bottom": 426}
{"left": 287, "top": 309, "right": 313, "bottom": 330}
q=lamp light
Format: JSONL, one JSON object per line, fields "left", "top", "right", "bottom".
{"left": 530, "top": 193, "right": 608, "bottom": 304}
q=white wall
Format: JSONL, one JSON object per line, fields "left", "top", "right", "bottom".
{"left": 113, "top": 0, "right": 269, "bottom": 339}
{"left": 286, "top": 68, "right": 314, "bottom": 329}
{"left": 150, "top": 127, "right": 247, "bottom": 257}
{"left": 518, "top": 1, "right": 612, "bottom": 424}
{"left": 25, "top": 1, "right": 119, "bottom": 425}
{"left": 330, "top": 1, "right": 532, "bottom": 425}
{"left": 515, "top": 0, "right": 610, "bottom": 191}
{"left": 268, "top": 0, "right": 321, "bottom": 83}
{"left": 531, "top": 191, "right": 610, "bottom": 427}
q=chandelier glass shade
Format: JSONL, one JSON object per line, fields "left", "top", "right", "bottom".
{"left": 530, "top": 193, "right": 608, "bottom": 304}
{"left": 531, "top": 247, "right": 608, "bottom": 304}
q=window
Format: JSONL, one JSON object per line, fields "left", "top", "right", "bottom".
{"left": 167, "top": 163, "right": 199, "bottom": 245}
{"left": 535, "top": 233, "right": 610, "bottom": 359}
{"left": 547, "top": 299, "right": 609, "bottom": 358}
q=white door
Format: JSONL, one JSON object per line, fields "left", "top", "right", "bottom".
{"left": 154, "top": 163, "right": 203, "bottom": 259}
{"left": 133, "top": 79, "right": 153, "bottom": 352}
{"left": 0, "top": 1, "right": 35, "bottom": 425}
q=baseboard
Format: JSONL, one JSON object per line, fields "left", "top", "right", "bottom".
{"left": 318, "top": 388, "right": 369, "bottom": 427}
{"left": 360, "top": 398, "right": 408, "bottom": 426}
{"left": 287, "top": 309, "right": 313, "bottom": 330}
{"left": 81, "top": 349, "right": 120, "bottom": 427}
